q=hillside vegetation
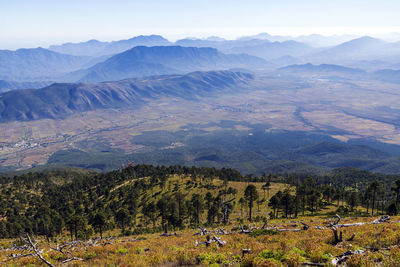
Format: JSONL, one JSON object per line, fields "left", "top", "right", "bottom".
{"left": 2, "top": 165, "right": 400, "bottom": 266}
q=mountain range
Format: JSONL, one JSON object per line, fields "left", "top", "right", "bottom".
{"left": 0, "top": 44, "right": 269, "bottom": 83}
{"left": 66, "top": 46, "right": 269, "bottom": 82}
{"left": 306, "top": 36, "right": 400, "bottom": 66}
{"left": 0, "top": 71, "right": 253, "bottom": 122}
{"left": 176, "top": 38, "right": 313, "bottom": 61}
{"left": 0, "top": 47, "right": 97, "bottom": 81}
{"left": 49, "top": 35, "right": 171, "bottom": 56}
{"left": 4, "top": 34, "right": 400, "bottom": 85}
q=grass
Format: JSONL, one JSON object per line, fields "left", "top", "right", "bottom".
{"left": 2, "top": 216, "right": 400, "bottom": 266}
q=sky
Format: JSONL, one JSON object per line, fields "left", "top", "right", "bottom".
{"left": 1, "top": 0, "right": 400, "bottom": 49}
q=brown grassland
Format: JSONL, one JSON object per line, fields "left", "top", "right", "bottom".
{"left": 2, "top": 216, "right": 400, "bottom": 266}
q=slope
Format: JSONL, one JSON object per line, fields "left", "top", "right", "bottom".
{"left": 0, "top": 71, "right": 253, "bottom": 122}
{"left": 0, "top": 47, "right": 95, "bottom": 81}
{"left": 69, "top": 46, "right": 269, "bottom": 82}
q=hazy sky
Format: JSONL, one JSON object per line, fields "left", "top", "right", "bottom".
{"left": 1, "top": 0, "right": 400, "bottom": 49}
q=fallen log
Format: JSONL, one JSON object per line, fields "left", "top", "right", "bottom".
{"left": 301, "top": 262, "right": 324, "bottom": 266}
{"left": 195, "top": 234, "right": 226, "bottom": 247}
{"left": 217, "top": 228, "right": 227, "bottom": 235}
{"left": 239, "top": 225, "right": 252, "bottom": 234}
{"left": 212, "top": 236, "right": 226, "bottom": 247}
{"left": 160, "top": 232, "right": 179, "bottom": 237}
{"left": 199, "top": 226, "right": 208, "bottom": 235}
{"left": 331, "top": 249, "right": 365, "bottom": 266}
{"left": 276, "top": 222, "right": 309, "bottom": 232}
{"left": 61, "top": 257, "right": 83, "bottom": 264}
{"left": 277, "top": 228, "right": 303, "bottom": 232}
{"left": 194, "top": 226, "right": 209, "bottom": 236}
{"left": 373, "top": 215, "right": 390, "bottom": 224}
{"left": 316, "top": 215, "right": 391, "bottom": 230}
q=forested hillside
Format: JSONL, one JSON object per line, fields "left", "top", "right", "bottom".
{"left": 1, "top": 164, "right": 400, "bottom": 240}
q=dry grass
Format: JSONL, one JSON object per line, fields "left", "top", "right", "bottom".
{"left": 2, "top": 216, "right": 400, "bottom": 266}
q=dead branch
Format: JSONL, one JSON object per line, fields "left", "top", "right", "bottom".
{"left": 346, "top": 233, "right": 356, "bottom": 241}
{"left": 276, "top": 222, "right": 309, "bottom": 232}
{"left": 205, "top": 235, "right": 212, "bottom": 247}
{"left": 261, "top": 221, "right": 268, "bottom": 229}
{"left": 9, "top": 253, "right": 34, "bottom": 258}
{"left": 331, "top": 227, "right": 342, "bottom": 245}
{"left": 61, "top": 257, "right": 83, "bottom": 264}
{"left": 194, "top": 226, "right": 208, "bottom": 235}
{"left": 373, "top": 215, "right": 390, "bottom": 224}
{"left": 212, "top": 236, "right": 226, "bottom": 247}
{"left": 195, "top": 234, "right": 226, "bottom": 247}
{"left": 329, "top": 214, "right": 341, "bottom": 227}
{"left": 301, "top": 263, "right": 324, "bottom": 266}
{"left": 336, "top": 222, "right": 365, "bottom": 227}
{"left": 277, "top": 228, "right": 303, "bottom": 232}
{"left": 316, "top": 215, "right": 390, "bottom": 230}
{"left": 22, "top": 233, "right": 54, "bottom": 267}
{"left": 217, "top": 228, "right": 227, "bottom": 235}
{"left": 331, "top": 249, "right": 365, "bottom": 266}
{"left": 239, "top": 225, "right": 252, "bottom": 234}
{"left": 301, "top": 222, "right": 310, "bottom": 230}
{"left": 242, "top": 248, "right": 251, "bottom": 257}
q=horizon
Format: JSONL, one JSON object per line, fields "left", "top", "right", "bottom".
{"left": 2, "top": 30, "right": 400, "bottom": 51}
{"left": 2, "top": 0, "right": 400, "bottom": 49}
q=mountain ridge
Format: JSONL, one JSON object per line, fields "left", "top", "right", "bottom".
{"left": 68, "top": 46, "right": 269, "bottom": 82}
{"left": 0, "top": 71, "right": 253, "bottom": 122}
{"left": 49, "top": 35, "right": 171, "bottom": 56}
{"left": 0, "top": 47, "right": 96, "bottom": 81}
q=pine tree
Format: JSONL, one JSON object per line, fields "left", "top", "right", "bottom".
{"left": 244, "top": 185, "right": 258, "bottom": 221}
{"left": 115, "top": 208, "right": 131, "bottom": 233}
{"left": 190, "top": 194, "right": 204, "bottom": 225}
{"left": 91, "top": 211, "right": 107, "bottom": 238}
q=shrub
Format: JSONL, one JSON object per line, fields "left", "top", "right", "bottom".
{"left": 197, "top": 252, "right": 227, "bottom": 265}
{"left": 249, "top": 229, "right": 279, "bottom": 237}
{"left": 85, "top": 251, "right": 97, "bottom": 259}
{"left": 258, "top": 249, "right": 284, "bottom": 261}
{"left": 117, "top": 247, "right": 128, "bottom": 254}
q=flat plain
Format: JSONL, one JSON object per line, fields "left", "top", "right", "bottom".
{"left": 2, "top": 74, "right": 400, "bottom": 172}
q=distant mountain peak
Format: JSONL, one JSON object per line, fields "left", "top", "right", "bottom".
{"left": 339, "top": 36, "right": 387, "bottom": 47}
{"left": 48, "top": 35, "right": 172, "bottom": 57}
{"left": 125, "top": 34, "right": 169, "bottom": 42}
